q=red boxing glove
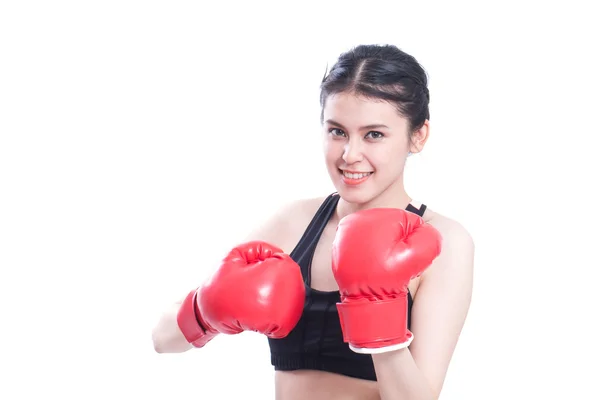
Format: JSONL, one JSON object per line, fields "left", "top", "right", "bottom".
{"left": 332, "top": 208, "right": 442, "bottom": 354}
{"left": 176, "top": 288, "right": 217, "bottom": 348}
{"left": 177, "top": 241, "right": 305, "bottom": 348}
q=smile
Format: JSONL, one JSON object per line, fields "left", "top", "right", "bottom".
{"left": 342, "top": 171, "right": 372, "bottom": 179}
{"left": 339, "top": 170, "right": 373, "bottom": 185}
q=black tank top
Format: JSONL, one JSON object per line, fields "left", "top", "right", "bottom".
{"left": 268, "top": 192, "right": 428, "bottom": 381}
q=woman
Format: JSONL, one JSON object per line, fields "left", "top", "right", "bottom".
{"left": 152, "top": 44, "right": 474, "bottom": 400}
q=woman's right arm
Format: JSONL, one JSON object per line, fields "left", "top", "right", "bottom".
{"left": 151, "top": 294, "right": 193, "bottom": 353}
{"left": 151, "top": 198, "right": 320, "bottom": 354}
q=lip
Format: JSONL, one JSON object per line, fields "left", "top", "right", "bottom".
{"left": 339, "top": 169, "right": 373, "bottom": 186}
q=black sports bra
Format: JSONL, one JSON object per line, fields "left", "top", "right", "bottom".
{"left": 267, "top": 193, "right": 427, "bottom": 381}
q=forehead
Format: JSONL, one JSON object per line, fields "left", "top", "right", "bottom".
{"left": 323, "top": 92, "right": 405, "bottom": 127}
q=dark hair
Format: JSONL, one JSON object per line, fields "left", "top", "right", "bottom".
{"left": 320, "top": 44, "right": 430, "bottom": 135}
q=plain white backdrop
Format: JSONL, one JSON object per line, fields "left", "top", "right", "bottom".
{"left": 1, "top": 1, "right": 599, "bottom": 399}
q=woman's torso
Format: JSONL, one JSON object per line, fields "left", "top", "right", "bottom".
{"left": 272, "top": 195, "right": 431, "bottom": 400}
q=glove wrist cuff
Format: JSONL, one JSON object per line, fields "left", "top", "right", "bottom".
{"left": 176, "top": 289, "right": 218, "bottom": 348}
{"left": 336, "top": 295, "right": 411, "bottom": 354}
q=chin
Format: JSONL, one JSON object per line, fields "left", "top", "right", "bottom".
{"left": 334, "top": 185, "right": 378, "bottom": 206}
{"left": 327, "top": 168, "right": 373, "bottom": 205}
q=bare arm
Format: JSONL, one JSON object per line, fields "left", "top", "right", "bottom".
{"left": 374, "top": 218, "right": 475, "bottom": 399}
{"left": 151, "top": 198, "right": 319, "bottom": 354}
{"left": 152, "top": 294, "right": 193, "bottom": 353}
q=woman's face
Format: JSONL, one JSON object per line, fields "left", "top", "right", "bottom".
{"left": 322, "top": 92, "right": 425, "bottom": 205}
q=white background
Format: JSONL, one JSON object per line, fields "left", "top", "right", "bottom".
{"left": 1, "top": 1, "right": 599, "bottom": 399}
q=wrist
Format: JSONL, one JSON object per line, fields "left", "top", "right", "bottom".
{"left": 371, "top": 345, "right": 412, "bottom": 363}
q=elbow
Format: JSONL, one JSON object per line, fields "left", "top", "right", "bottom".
{"left": 430, "top": 384, "right": 443, "bottom": 400}
{"left": 151, "top": 326, "right": 179, "bottom": 354}
{"left": 151, "top": 327, "right": 192, "bottom": 354}
{"left": 153, "top": 340, "right": 166, "bottom": 354}
{"left": 152, "top": 335, "right": 179, "bottom": 354}
{"left": 152, "top": 330, "right": 167, "bottom": 353}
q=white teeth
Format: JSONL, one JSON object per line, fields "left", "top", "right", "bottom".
{"left": 342, "top": 171, "right": 371, "bottom": 179}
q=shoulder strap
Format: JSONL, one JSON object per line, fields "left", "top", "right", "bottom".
{"left": 405, "top": 203, "right": 427, "bottom": 217}
{"left": 290, "top": 193, "right": 340, "bottom": 282}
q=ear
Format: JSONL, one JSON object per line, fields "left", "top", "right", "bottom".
{"left": 409, "top": 120, "right": 430, "bottom": 154}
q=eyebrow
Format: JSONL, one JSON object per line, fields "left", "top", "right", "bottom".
{"left": 325, "top": 119, "right": 390, "bottom": 130}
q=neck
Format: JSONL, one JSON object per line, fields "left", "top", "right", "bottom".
{"left": 335, "top": 180, "right": 412, "bottom": 221}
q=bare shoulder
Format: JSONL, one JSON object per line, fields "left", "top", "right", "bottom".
{"left": 244, "top": 195, "right": 328, "bottom": 254}
{"left": 421, "top": 208, "right": 475, "bottom": 279}
{"left": 423, "top": 208, "right": 474, "bottom": 252}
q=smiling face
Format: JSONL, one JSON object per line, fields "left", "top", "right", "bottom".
{"left": 322, "top": 92, "right": 428, "bottom": 206}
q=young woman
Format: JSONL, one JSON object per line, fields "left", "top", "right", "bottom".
{"left": 152, "top": 44, "right": 474, "bottom": 400}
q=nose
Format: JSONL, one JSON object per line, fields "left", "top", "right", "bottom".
{"left": 342, "top": 139, "right": 364, "bottom": 164}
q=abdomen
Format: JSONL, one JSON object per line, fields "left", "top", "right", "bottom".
{"left": 275, "top": 370, "right": 380, "bottom": 400}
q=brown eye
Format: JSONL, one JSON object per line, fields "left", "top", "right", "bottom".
{"left": 329, "top": 128, "right": 346, "bottom": 137}
{"left": 365, "top": 131, "right": 383, "bottom": 139}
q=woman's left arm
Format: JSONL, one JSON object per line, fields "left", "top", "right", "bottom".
{"left": 374, "top": 220, "right": 475, "bottom": 400}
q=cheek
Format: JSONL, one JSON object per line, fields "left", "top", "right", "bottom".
{"left": 368, "top": 144, "right": 404, "bottom": 171}
{"left": 324, "top": 139, "right": 343, "bottom": 162}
